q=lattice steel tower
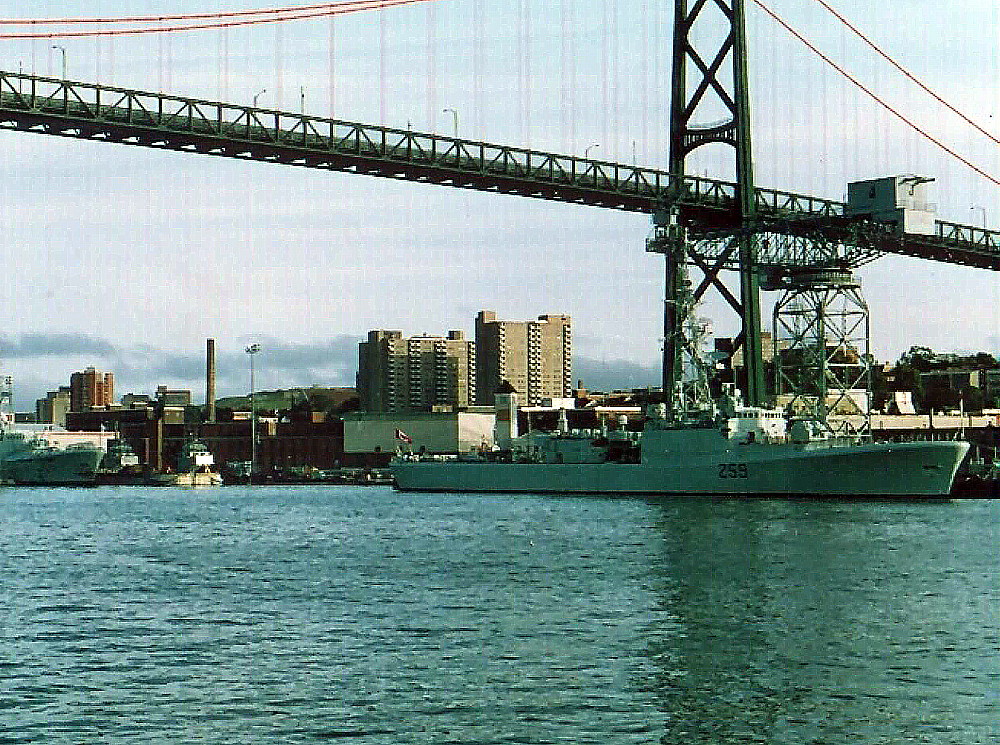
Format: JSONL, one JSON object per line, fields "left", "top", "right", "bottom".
{"left": 772, "top": 269, "right": 871, "bottom": 430}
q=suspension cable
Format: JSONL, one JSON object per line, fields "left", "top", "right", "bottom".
{"left": 811, "top": 0, "right": 999, "bottom": 147}
{"left": 0, "top": 0, "right": 442, "bottom": 39}
{"left": 0, "top": 1, "right": 413, "bottom": 25}
{"left": 752, "top": 0, "right": 1000, "bottom": 187}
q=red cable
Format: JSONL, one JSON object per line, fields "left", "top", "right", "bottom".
{"left": 0, "top": 0, "right": 440, "bottom": 39}
{"left": 811, "top": 0, "right": 1000, "bottom": 147}
{"left": 751, "top": 0, "right": 1000, "bottom": 187}
{"left": 0, "top": 1, "right": 400, "bottom": 25}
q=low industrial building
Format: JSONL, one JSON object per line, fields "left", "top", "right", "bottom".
{"left": 342, "top": 410, "right": 495, "bottom": 465}
{"left": 201, "top": 418, "right": 345, "bottom": 472}
{"left": 67, "top": 407, "right": 346, "bottom": 473}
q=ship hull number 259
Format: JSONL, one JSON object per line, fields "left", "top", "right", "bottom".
{"left": 718, "top": 463, "right": 749, "bottom": 479}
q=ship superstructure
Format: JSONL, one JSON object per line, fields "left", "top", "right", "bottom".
{"left": 174, "top": 440, "right": 223, "bottom": 486}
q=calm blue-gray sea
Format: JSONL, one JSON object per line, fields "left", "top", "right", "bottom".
{"left": 1, "top": 486, "right": 997, "bottom": 744}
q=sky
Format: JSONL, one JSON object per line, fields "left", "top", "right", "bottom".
{"left": 1, "top": 0, "right": 999, "bottom": 409}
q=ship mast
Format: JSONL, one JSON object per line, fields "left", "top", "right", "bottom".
{"left": 662, "top": 250, "right": 714, "bottom": 417}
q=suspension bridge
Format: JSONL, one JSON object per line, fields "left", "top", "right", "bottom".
{"left": 1, "top": 0, "right": 997, "bottom": 412}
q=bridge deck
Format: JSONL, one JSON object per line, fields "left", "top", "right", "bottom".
{"left": 1, "top": 71, "right": 998, "bottom": 270}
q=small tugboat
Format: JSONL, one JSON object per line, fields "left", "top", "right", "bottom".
{"left": 95, "top": 438, "right": 147, "bottom": 485}
{"left": 174, "top": 440, "right": 223, "bottom": 486}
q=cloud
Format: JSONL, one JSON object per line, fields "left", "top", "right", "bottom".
{"left": 4, "top": 334, "right": 365, "bottom": 409}
{"left": 573, "top": 356, "right": 660, "bottom": 393}
{"left": 100, "top": 336, "right": 359, "bottom": 376}
{"left": 108, "top": 336, "right": 364, "bottom": 395}
{"left": 0, "top": 333, "right": 117, "bottom": 359}
{"left": 240, "top": 337, "right": 362, "bottom": 374}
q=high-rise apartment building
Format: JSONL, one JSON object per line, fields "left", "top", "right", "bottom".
{"left": 475, "top": 311, "right": 572, "bottom": 406}
{"left": 358, "top": 330, "right": 476, "bottom": 413}
{"left": 69, "top": 367, "right": 115, "bottom": 412}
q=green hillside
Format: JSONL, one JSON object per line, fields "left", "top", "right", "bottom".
{"left": 215, "top": 387, "right": 357, "bottom": 414}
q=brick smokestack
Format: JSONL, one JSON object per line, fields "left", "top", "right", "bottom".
{"left": 206, "top": 338, "right": 217, "bottom": 423}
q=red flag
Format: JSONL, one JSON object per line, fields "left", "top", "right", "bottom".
{"left": 394, "top": 428, "right": 413, "bottom": 444}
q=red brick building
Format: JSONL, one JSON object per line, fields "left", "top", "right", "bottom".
{"left": 69, "top": 367, "right": 115, "bottom": 412}
{"left": 67, "top": 407, "right": 346, "bottom": 473}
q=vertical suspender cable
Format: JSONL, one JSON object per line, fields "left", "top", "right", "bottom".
{"left": 217, "top": 28, "right": 224, "bottom": 99}
{"left": 641, "top": 0, "right": 648, "bottom": 162}
{"left": 522, "top": 0, "right": 526, "bottom": 142}
{"left": 222, "top": 27, "right": 229, "bottom": 101}
{"left": 425, "top": 2, "right": 436, "bottom": 131}
{"left": 568, "top": 0, "right": 575, "bottom": 152}
{"left": 328, "top": 15, "right": 335, "bottom": 117}
{"left": 524, "top": 0, "right": 531, "bottom": 148}
{"left": 380, "top": 8, "right": 387, "bottom": 123}
{"left": 610, "top": 0, "right": 617, "bottom": 157}
{"left": 560, "top": 0, "right": 567, "bottom": 147}
{"left": 601, "top": 0, "right": 608, "bottom": 151}
{"left": 275, "top": 22, "right": 284, "bottom": 110}
{"left": 164, "top": 30, "right": 171, "bottom": 93}
{"left": 473, "top": 0, "right": 482, "bottom": 136}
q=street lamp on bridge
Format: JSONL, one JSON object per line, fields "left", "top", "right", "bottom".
{"left": 585, "top": 143, "right": 600, "bottom": 160}
{"left": 253, "top": 88, "right": 267, "bottom": 108}
{"left": 443, "top": 108, "right": 458, "bottom": 139}
{"left": 245, "top": 343, "right": 261, "bottom": 480}
{"left": 51, "top": 45, "right": 66, "bottom": 80}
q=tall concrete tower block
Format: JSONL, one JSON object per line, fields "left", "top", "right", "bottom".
{"left": 475, "top": 310, "right": 572, "bottom": 406}
{"left": 206, "top": 338, "right": 217, "bottom": 423}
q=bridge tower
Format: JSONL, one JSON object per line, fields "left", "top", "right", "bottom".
{"left": 650, "top": 0, "right": 764, "bottom": 411}
{"left": 650, "top": 0, "right": 872, "bottom": 425}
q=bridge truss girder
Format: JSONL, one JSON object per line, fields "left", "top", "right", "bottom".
{"left": 1, "top": 66, "right": 999, "bottom": 418}
{"left": 0, "top": 72, "right": 998, "bottom": 267}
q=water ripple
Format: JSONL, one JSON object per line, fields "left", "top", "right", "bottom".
{"left": 0, "top": 487, "right": 997, "bottom": 743}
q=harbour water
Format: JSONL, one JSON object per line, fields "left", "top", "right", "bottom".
{"left": 1, "top": 486, "right": 998, "bottom": 743}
